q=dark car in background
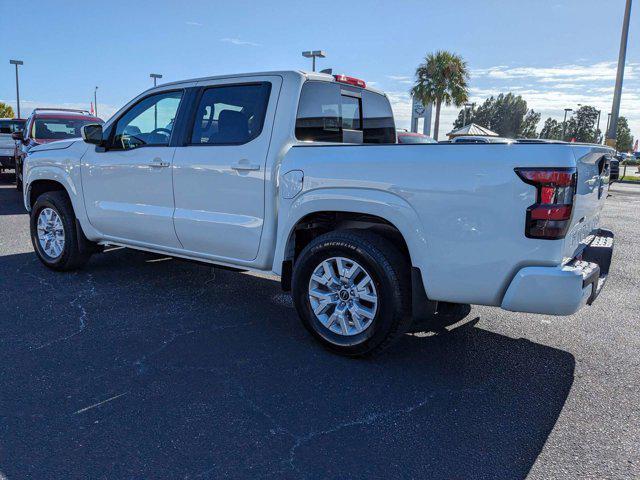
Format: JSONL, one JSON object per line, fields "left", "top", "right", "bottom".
{"left": 0, "top": 118, "right": 26, "bottom": 172}
{"left": 13, "top": 108, "right": 102, "bottom": 190}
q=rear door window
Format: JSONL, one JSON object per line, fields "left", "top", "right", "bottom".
{"left": 189, "top": 83, "right": 271, "bottom": 145}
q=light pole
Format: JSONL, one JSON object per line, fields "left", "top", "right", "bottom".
{"left": 94, "top": 86, "right": 98, "bottom": 118}
{"left": 605, "top": 113, "right": 612, "bottom": 144}
{"left": 606, "top": 0, "right": 633, "bottom": 148}
{"left": 562, "top": 108, "right": 573, "bottom": 140}
{"left": 150, "top": 73, "right": 162, "bottom": 87}
{"left": 462, "top": 102, "right": 473, "bottom": 127}
{"left": 302, "top": 51, "right": 326, "bottom": 72}
{"left": 595, "top": 109, "right": 602, "bottom": 143}
{"left": 9, "top": 60, "right": 23, "bottom": 118}
{"left": 150, "top": 73, "right": 163, "bottom": 129}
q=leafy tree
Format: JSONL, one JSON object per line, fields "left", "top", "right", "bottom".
{"left": 0, "top": 102, "right": 15, "bottom": 118}
{"left": 519, "top": 110, "right": 541, "bottom": 138}
{"left": 615, "top": 116, "right": 634, "bottom": 152}
{"left": 452, "top": 93, "right": 539, "bottom": 138}
{"left": 564, "top": 105, "right": 600, "bottom": 142}
{"left": 412, "top": 51, "right": 469, "bottom": 140}
{"left": 539, "top": 118, "right": 563, "bottom": 140}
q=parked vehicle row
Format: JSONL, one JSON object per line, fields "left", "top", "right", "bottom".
{"left": 21, "top": 70, "right": 615, "bottom": 356}
{"left": 12, "top": 108, "right": 103, "bottom": 190}
{"left": 0, "top": 118, "right": 26, "bottom": 173}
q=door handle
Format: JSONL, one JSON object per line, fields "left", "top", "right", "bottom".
{"left": 231, "top": 159, "right": 260, "bottom": 171}
{"left": 149, "top": 157, "right": 170, "bottom": 168}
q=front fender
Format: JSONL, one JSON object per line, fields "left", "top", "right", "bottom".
{"left": 273, "top": 187, "right": 429, "bottom": 276}
{"left": 23, "top": 141, "right": 89, "bottom": 224}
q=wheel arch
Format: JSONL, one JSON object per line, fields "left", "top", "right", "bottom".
{"left": 25, "top": 166, "right": 81, "bottom": 214}
{"left": 274, "top": 188, "right": 429, "bottom": 289}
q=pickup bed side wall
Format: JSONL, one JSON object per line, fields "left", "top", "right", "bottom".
{"left": 277, "top": 144, "right": 581, "bottom": 306}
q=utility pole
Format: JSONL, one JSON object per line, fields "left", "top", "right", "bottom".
{"left": 595, "top": 109, "right": 601, "bottom": 143}
{"left": 94, "top": 86, "right": 98, "bottom": 118}
{"left": 606, "top": 0, "right": 633, "bottom": 148}
{"left": 9, "top": 60, "right": 23, "bottom": 118}
{"left": 605, "top": 113, "right": 612, "bottom": 144}
{"left": 562, "top": 108, "right": 573, "bottom": 140}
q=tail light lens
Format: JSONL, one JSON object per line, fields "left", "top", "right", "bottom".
{"left": 515, "top": 167, "right": 577, "bottom": 239}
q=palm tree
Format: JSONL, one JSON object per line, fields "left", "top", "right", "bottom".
{"left": 412, "top": 51, "right": 469, "bottom": 140}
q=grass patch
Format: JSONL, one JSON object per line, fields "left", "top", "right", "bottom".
{"left": 620, "top": 176, "right": 640, "bottom": 183}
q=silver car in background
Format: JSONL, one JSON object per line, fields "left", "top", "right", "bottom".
{"left": 0, "top": 118, "right": 25, "bottom": 173}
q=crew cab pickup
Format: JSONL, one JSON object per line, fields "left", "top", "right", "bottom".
{"left": 22, "top": 70, "right": 615, "bottom": 356}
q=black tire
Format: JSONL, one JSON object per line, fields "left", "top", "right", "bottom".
{"left": 30, "top": 191, "right": 92, "bottom": 271}
{"left": 292, "top": 230, "right": 412, "bottom": 357}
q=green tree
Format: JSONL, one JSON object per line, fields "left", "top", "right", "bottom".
{"left": 0, "top": 102, "right": 15, "bottom": 118}
{"left": 412, "top": 51, "right": 469, "bottom": 140}
{"left": 539, "top": 118, "right": 563, "bottom": 140}
{"left": 615, "top": 116, "right": 634, "bottom": 152}
{"left": 519, "top": 110, "right": 541, "bottom": 138}
{"left": 564, "top": 105, "right": 600, "bottom": 142}
{"left": 453, "top": 93, "right": 539, "bottom": 138}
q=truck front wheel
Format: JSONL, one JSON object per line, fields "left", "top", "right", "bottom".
{"left": 30, "top": 191, "right": 92, "bottom": 271}
{"left": 292, "top": 230, "right": 412, "bottom": 357}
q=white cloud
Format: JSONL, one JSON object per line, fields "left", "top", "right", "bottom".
{"left": 220, "top": 37, "right": 261, "bottom": 47}
{"left": 473, "top": 61, "right": 639, "bottom": 83}
{"left": 185, "top": 21, "right": 203, "bottom": 26}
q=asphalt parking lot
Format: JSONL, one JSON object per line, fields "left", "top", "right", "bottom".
{"left": 0, "top": 173, "right": 638, "bottom": 480}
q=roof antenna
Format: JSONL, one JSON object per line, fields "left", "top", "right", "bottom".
{"left": 319, "top": 68, "right": 333, "bottom": 75}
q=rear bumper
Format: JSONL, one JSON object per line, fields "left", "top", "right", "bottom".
{"left": 501, "top": 229, "right": 614, "bottom": 316}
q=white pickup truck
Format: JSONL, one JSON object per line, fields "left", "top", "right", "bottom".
{"left": 23, "top": 70, "right": 615, "bottom": 356}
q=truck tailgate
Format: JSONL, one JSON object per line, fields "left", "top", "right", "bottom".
{"left": 563, "top": 145, "right": 613, "bottom": 262}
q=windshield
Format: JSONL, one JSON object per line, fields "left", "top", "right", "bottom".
{"left": 398, "top": 134, "right": 436, "bottom": 144}
{"left": 32, "top": 118, "right": 101, "bottom": 140}
{"left": 0, "top": 119, "right": 25, "bottom": 134}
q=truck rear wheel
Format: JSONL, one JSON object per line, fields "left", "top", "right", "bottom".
{"left": 30, "top": 191, "right": 92, "bottom": 271}
{"left": 292, "top": 230, "right": 412, "bottom": 357}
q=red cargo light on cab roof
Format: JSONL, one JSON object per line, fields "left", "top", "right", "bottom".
{"left": 515, "top": 167, "right": 577, "bottom": 240}
{"left": 333, "top": 74, "right": 366, "bottom": 88}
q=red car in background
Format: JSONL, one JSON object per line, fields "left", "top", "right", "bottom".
{"left": 13, "top": 108, "right": 103, "bottom": 190}
{"left": 396, "top": 129, "right": 436, "bottom": 144}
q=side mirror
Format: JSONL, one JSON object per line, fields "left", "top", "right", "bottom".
{"left": 81, "top": 123, "right": 104, "bottom": 145}
{"left": 11, "top": 130, "right": 24, "bottom": 142}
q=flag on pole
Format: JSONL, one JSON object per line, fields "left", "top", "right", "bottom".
{"left": 90, "top": 102, "right": 95, "bottom": 116}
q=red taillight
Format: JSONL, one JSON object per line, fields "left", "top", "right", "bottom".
{"left": 515, "top": 167, "right": 577, "bottom": 239}
{"left": 333, "top": 74, "right": 366, "bottom": 88}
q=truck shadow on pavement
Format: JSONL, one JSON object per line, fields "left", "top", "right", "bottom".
{"left": 0, "top": 246, "right": 575, "bottom": 480}
{"left": 0, "top": 172, "right": 26, "bottom": 216}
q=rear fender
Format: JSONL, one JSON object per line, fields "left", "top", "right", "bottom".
{"left": 273, "top": 187, "right": 428, "bottom": 276}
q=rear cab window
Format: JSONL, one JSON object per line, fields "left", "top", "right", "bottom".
{"left": 295, "top": 81, "right": 395, "bottom": 144}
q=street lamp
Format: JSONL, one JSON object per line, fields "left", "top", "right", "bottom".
{"left": 9, "top": 60, "right": 23, "bottom": 118}
{"left": 562, "top": 108, "right": 573, "bottom": 140}
{"left": 94, "top": 86, "right": 98, "bottom": 118}
{"left": 302, "top": 51, "right": 326, "bottom": 72}
{"left": 150, "top": 73, "right": 163, "bottom": 87}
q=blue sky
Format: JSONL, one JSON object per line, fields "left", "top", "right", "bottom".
{"left": 1, "top": 0, "right": 638, "bottom": 142}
